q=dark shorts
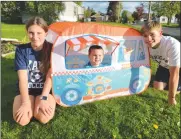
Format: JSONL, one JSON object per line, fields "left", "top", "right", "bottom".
{"left": 16, "top": 87, "right": 43, "bottom": 97}
{"left": 15, "top": 82, "right": 52, "bottom": 97}
{"left": 155, "top": 65, "right": 181, "bottom": 91}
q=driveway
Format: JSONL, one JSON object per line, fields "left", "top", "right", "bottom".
{"left": 162, "top": 27, "right": 180, "bottom": 37}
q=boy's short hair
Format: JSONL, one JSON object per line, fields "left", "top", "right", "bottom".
{"left": 141, "top": 21, "right": 162, "bottom": 34}
{"left": 88, "top": 45, "right": 104, "bottom": 55}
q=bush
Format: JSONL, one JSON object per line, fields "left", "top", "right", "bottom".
{"left": 127, "top": 16, "right": 134, "bottom": 24}
{"left": 1, "top": 42, "right": 16, "bottom": 55}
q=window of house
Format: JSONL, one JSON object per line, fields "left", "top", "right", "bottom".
{"left": 74, "top": 6, "right": 78, "bottom": 16}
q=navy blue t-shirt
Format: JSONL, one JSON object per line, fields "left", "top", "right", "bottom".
{"left": 15, "top": 43, "right": 45, "bottom": 90}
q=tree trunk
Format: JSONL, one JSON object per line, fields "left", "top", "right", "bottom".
{"left": 34, "top": 1, "right": 39, "bottom": 13}
{"left": 19, "top": 1, "right": 26, "bottom": 11}
{"left": 148, "top": 1, "right": 151, "bottom": 21}
{"left": 167, "top": 16, "right": 171, "bottom": 25}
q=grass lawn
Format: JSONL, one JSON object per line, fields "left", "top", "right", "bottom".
{"left": 161, "top": 23, "right": 180, "bottom": 28}
{"left": 1, "top": 23, "right": 180, "bottom": 139}
{"left": 98, "top": 22, "right": 141, "bottom": 31}
{"left": 1, "top": 23, "right": 28, "bottom": 42}
{"left": 1, "top": 54, "right": 180, "bottom": 139}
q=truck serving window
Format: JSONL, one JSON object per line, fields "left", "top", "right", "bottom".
{"left": 65, "top": 35, "right": 119, "bottom": 69}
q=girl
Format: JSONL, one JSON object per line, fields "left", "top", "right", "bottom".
{"left": 13, "top": 16, "right": 56, "bottom": 126}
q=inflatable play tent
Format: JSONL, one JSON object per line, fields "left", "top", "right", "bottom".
{"left": 46, "top": 22, "right": 151, "bottom": 107}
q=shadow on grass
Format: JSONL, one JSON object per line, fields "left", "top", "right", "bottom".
{"left": 118, "top": 123, "right": 134, "bottom": 137}
{"left": 139, "top": 91, "right": 168, "bottom": 104}
{"left": 149, "top": 74, "right": 155, "bottom": 88}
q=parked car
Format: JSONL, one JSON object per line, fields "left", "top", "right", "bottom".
{"left": 91, "top": 17, "right": 96, "bottom": 22}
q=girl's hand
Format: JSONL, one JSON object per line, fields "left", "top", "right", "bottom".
{"left": 15, "top": 100, "right": 32, "bottom": 123}
{"left": 35, "top": 99, "right": 53, "bottom": 117}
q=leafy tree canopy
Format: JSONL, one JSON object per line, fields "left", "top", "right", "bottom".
{"left": 132, "top": 3, "right": 145, "bottom": 21}
{"left": 1, "top": 1, "right": 65, "bottom": 24}
{"left": 151, "top": 1, "right": 180, "bottom": 24}
{"left": 107, "top": 2, "right": 123, "bottom": 22}
{"left": 74, "top": 2, "right": 82, "bottom": 6}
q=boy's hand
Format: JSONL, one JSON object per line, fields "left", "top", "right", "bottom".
{"left": 168, "top": 97, "right": 177, "bottom": 105}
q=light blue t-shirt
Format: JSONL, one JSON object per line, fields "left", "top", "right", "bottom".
{"left": 84, "top": 62, "right": 103, "bottom": 68}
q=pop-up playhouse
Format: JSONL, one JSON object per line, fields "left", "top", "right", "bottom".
{"left": 46, "top": 22, "right": 151, "bottom": 107}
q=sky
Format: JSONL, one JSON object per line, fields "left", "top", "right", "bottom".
{"left": 82, "top": 1, "right": 147, "bottom": 14}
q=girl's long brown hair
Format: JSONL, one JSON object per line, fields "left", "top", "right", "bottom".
{"left": 26, "top": 16, "right": 52, "bottom": 77}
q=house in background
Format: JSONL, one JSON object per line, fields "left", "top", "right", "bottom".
{"left": 156, "top": 16, "right": 178, "bottom": 24}
{"left": 91, "top": 12, "right": 108, "bottom": 22}
{"left": 140, "top": 13, "right": 148, "bottom": 22}
{"left": 139, "top": 13, "right": 178, "bottom": 24}
{"left": 58, "top": 2, "right": 84, "bottom": 22}
{"left": 21, "top": 2, "right": 84, "bottom": 23}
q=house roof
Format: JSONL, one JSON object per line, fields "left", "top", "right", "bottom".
{"left": 48, "top": 22, "right": 141, "bottom": 37}
{"left": 91, "top": 13, "right": 103, "bottom": 17}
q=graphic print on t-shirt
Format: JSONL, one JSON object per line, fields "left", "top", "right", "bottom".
{"left": 28, "top": 60, "right": 44, "bottom": 89}
{"left": 151, "top": 55, "right": 169, "bottom": 68}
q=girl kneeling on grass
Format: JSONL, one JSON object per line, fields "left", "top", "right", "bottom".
{"left": 13, "top": 16, "right": 56, "bottom": 126}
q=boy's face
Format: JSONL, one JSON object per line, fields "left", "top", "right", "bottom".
{"left": 89, "top": 49, "right": 104, "bottom": 67}
{"left": 142, "top": 29, "right": 162, "bottom": 48}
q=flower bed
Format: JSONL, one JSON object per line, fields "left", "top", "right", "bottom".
{"left": 1, "top": 38, "right": 21, "bottom": 56}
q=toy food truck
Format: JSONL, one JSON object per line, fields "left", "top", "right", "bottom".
{"left": 46, "top": 22, "right": 151, "bottom": 107}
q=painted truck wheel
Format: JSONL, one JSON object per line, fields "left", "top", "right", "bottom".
{"left": 61, "top": 88, "right": 82, "bottom": 106}
{"left": 130, "top": 77, "right": 145, "bottom": 93}
{"left": 93, "top": 84, "right": 105, "bottom": 94}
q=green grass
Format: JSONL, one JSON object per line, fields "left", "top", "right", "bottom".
{"left": 1, "top": 54, "right": 180, "bottom": 138}
{"left": 97, "top": 22, "right": 141, "bottom": 31}
{"left": 161, "top": 23, "right": 180, "bottom": 28}
{"left": 1, "top": 23, "right": 180, "bottom": 139}
{"left": 1, "top": 23, "right": 28, "bottom": 42}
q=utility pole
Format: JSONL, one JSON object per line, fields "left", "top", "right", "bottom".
{"left": 148, "top": 1, "right": 151, "bottom": 21}
{"left": 118, "top": 2, "right": 120, "bottom": 22}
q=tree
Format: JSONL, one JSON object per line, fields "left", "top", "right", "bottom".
{"left": 152, "top": 13, "right": 157, "bottom": 21}
{"left": 151, "top": 1, "right": 180, "bottom": 25}
{"left": 132, "top": 3, "right": 145, "bottom": 21}
{"left": 107, "top": 2, "right": 122, "bottom": 22}
{"left": 84, "top": 7, "right": 92, "bottom": 21}
{"left": 132, "top": 11, "right": 139, "bottom": 21}
{"left": 121, "top": 10, "right": 128, "bottom": 23}
{"left": 121, "top": 10, "right": 134, "bottom": 24}
{"left": 90, "top": 8, "right": 96, "bottom": 16}
{"left": 1, "top": 1, "right": 65, "bottom": 24}
{"left": 74, "top": 2, "right": 82, "bottom": 6}
{"left": 148, "top": 1, "right": 152, "bottom": 21}
{"left": 136, "top": 3, "right": 144, "bottom": 20}
{"left": 127, "top": 16, "right": 134, "bottom": 24}
{"left": 175, "top": 12, "right": 181, "bottom": 26}
{"left": 1, "top": 1, "right": 24, "bottom": 23}
{"left": 26, "top": 1, "right": 65, "bottom": 24}
{"left": 140, "top": 2, "right": 152, "bottom": 21}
